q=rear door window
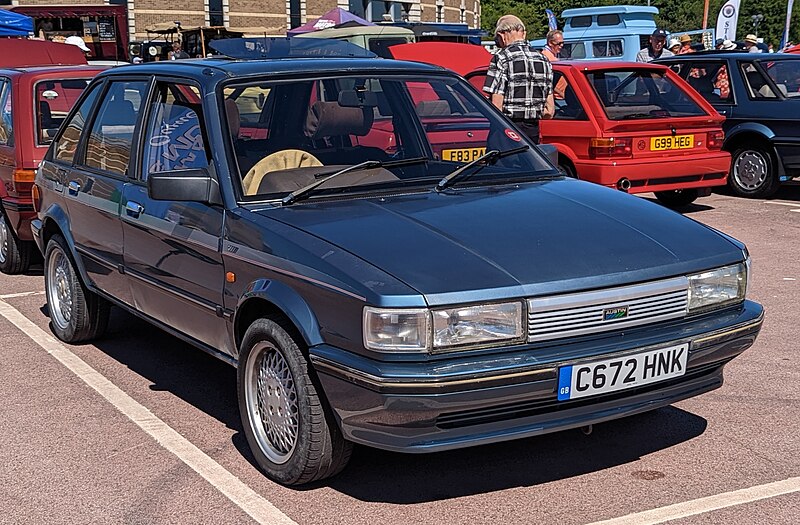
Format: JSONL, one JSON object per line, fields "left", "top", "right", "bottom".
{"left": 53, "top": 83, "right": 101, "bottom": 164}
{"left": 679, "top": 61, "right": 733, "bottom": 103}
{"left": 36, "top": 78, "right": 91, "bottom": 145}
{"left": 83, "top": 80, "right": 148, "bottom": 177}
{"left": 586, "top": 70, "right": 706, "bottom": 120}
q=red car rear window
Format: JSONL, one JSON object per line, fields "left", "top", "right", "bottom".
{"left": 585, "top": 70, "right": 706, "bottom": 120}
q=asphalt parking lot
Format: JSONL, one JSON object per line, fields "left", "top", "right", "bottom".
{"left": 0, "top": 185, "right": 798, "bottom": 524}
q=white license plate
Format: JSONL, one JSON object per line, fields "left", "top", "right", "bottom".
{"left": 557, "top": 343, "right": 688, "bottom": 401}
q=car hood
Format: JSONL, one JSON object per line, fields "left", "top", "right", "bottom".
{"left": 256, "top": 179, "right": 743, "bottom": 305}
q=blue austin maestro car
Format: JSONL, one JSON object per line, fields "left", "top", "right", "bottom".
{"left": 32, "top": 39, "right": 763, "bottom": 486}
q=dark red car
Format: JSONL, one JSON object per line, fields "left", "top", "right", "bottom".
{"left": 0, "top": 64, "right": 105, "bottom": 273}
{"left": 390, "top": 43, "right": 731, "bottom": 207}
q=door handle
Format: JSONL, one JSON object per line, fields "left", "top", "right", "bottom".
{"left": 67, "top": 180, "right": 80, "bottom": 196}
{"left": 125, "top": 201, "right": 145, "bottom": 218}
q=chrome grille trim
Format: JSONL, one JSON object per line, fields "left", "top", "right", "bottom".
{"left": 527, "top": 276, "right": 688, "bottom": 342}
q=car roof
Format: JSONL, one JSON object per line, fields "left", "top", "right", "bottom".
{"left": 97, "top": 57, "right": 446, "bottom": 80}
{"left": 657, "top": 51, "right": 800, "bottom": 60}
{"left": 0, "top": 39, "right": 87, "bottom": 67}
{"left": 0, "top": 64, "right": 106, "bottom": 75}
{"left": 555, "top": 60, "right": 668, "bottom": 71}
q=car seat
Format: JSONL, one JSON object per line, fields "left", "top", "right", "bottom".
{"left": 302, "top": 100, "right": 386, "bottom": 165}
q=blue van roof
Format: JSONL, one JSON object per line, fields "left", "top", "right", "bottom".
{"left": 562, "top": 6, "right": 658, "bottom": 17}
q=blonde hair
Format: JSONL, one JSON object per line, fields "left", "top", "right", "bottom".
{"left": 495, "top": 15, "right": 525, "bottom": 34}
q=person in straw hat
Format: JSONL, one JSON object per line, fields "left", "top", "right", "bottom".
{"left": 744, "top": 34, "right": 762, "bottom": 53}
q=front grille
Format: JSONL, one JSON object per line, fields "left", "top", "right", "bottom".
{"left": 528, "top": 276, "right": 688, "bottom": 342}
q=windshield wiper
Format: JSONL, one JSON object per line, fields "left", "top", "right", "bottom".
{"left": 281, "top": 156, "right": 428, "bottom": 206}
{"left": 436, "top": 145, "right": 529, "bottom": 191}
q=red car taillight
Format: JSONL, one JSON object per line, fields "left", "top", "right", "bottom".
{"left": 588, "top": 138, "right": 633, "bottom": 159}
{"left": 707, "top": 130, "right": 724, "bottom": 150}
{"left": 11, "top": 168, "right": 36, "bottom": 195}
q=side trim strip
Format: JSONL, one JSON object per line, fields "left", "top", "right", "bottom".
{"left": 225, "top": 249, "right": 367, "bottom": 302}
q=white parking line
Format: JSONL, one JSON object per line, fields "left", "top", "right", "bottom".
{"left": 586, "top": 476, "right": 800, "bottom": 525}
{"left": 0, "top": 299, "right": 297, "bottom": 525}
{"left": 0, "top": 290, "right": 46, "bottom": 299}
{"left": 762, "top": 201, "right": 799, "bottom": 207}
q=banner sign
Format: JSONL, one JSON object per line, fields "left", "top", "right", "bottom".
{"left": 545, "top": 9, "right": 558, "bottom": 31}
{"left": 715, "top": 0, "right": 741, "bottom": 41}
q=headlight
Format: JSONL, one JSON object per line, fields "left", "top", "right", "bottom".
{"left": 687, "top": 262, "right": 747, "bottom": 312}
{"left": 363, "top": 307, "right": 429, "bottom": 352}
{"left": 432, "top": 302, "right": 524, "bottom": 350}
{"left": 363, "top": 302, "right": 525, "bottom": 353}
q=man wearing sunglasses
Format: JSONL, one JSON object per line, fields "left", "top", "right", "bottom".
{"left": 483, "top": 15, "right": 555, "bottom": 144}
{"left": 542, "top": 30, "right": 564, "bottom": 62}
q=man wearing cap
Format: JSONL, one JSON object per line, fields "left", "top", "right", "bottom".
{"left": 483, "top": 15, "right": 554, "bottom": 144}
{"left": 636, "top": 29, "right": 674, "bottom": 62}
{"left": 744, "top": 34, "right": 762, "bottom": 53}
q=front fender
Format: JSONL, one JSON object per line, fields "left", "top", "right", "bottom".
{"left": 40, "top": 203, "right": 93, "bottom": 290}
{"left": 235, "top": 278, "right": 323, "bottom": 347}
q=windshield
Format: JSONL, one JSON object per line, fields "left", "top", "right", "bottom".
{"left": 762, "top": 59, "right": 800, "bottom": 98}
{"left": 223, "top": 74, "right": 554, "bottom": 200}
{"left": 585, "top": 70, "right": 707, "bottom": 120}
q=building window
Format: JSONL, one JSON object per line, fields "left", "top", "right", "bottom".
{"left": 289, "top": 0, "right": 301, "bottom": 28}
{"left": 460, "top": 8, "right": 465, "bottom": 23}
{"left": 209, "top": 0, "right": 223, "bottom": 26}
{"left": 436, "top": 5, "right": 443, "bottom": 23}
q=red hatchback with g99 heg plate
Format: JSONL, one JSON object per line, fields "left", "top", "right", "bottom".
{"left": 541, "top": 61, "right": 730, "bottom": 207}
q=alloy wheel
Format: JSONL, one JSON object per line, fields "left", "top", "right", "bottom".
{"left": 733, "top": 150, "right": 768, "bottom": 191}
{"left": 47, "top": 247, "right": 74, "bottom": 330}
{"left": 245, "top": 341, "right": 299, "bottom": 464}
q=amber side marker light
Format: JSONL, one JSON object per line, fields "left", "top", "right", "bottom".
{"left": 226, "top": 272, "right": 236, "bottom": 283}
{"left": 32, "top": 184, "right": 41, "bottom": 213}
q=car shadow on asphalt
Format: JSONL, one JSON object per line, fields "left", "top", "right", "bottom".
{"left": 322, "top": 406, "right": 707, "bottom": 502}
{"left": 88, "top": 307, "right": 707, "bottom": 502}
{"left": 640, "top": 197, "right": 714, "bottom": 214}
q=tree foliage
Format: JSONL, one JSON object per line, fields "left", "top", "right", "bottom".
{"left": 481, "top": 0, "right": 800, "bottom": 48}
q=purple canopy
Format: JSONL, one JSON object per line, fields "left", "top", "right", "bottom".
{"left": 287, "top": 8, "right": 373, "bottom": 35}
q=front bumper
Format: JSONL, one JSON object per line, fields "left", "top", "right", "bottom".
{"left": 574, "top": 152, "right": 730, "bottom": 193}
{"left": 311, "top": 301, "right": 763, "bottom": 453}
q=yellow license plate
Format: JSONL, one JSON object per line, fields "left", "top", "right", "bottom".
{"left": 650, "top": 135, "right": 694, "bottom": 151}
{"left": 442, "top": 147, "right": 486, "bottom": 162}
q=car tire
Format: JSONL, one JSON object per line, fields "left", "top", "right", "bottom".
{"left": 238, "top": 318, "right": 353, "bottom": 486}
{"left": 654, "top": 189, "right": 699, "bottom": 208}
{"left": 0, "top": 208, "right": 32, "bottom": 275}
{"left": 44, "top": 234, "right": 110, "bottom": 343}
{"left": 729, "top": 146, "right": 780, "bottom": 198}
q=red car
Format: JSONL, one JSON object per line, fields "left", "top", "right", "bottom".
{"left": 390, "top": 43, "right": 731, "bottom": 207}
{"left": 0, "top": 64, "right": 105, "bottom": 274}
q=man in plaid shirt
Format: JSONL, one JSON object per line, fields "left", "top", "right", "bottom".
{"left": 483, "top": 15, "right": 554, "bottom": 144}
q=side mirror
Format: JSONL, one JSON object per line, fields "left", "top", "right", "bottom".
{"left": 537, "top": 144, "right": 559, "bottom": 167}
{"left": 148, "top": 168, "right": 222, "bottom": 205}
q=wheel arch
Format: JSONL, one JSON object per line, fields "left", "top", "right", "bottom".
{"left": 40, "top": 205, "right": 92, "bottom": 289}
{"left": 233, "top": 280, "right": 323, "bottom": 353}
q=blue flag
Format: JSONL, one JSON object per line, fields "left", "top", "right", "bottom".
{"left": 545, "top": 9, "right": 558, "bottom": 31}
